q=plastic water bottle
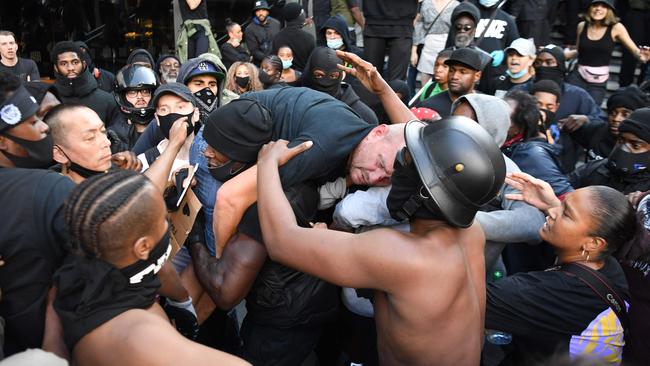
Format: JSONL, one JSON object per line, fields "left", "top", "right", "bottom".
{"left": 486, "top": 270, "right": 512, "bottom": 345}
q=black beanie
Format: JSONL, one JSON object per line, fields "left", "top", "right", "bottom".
{"left": 607, "top": 85, "right": 650, "bottom": 112}
{"left": 538, "top": 45, "right": 566, "bottom": 72}
{"left": 619, "top": 107, "right": 650, "bottom": 143}
{"left": 203, "top": 98, "right": 273, "bottom": 163}
{"left": 530, "top": 80, "right": 562, "bottom": 100}
{"left": 283, "top": 2, "right": 304, "bottom": 21}
{"left": 51, "top": 41, "right": 82, "bottom": 63}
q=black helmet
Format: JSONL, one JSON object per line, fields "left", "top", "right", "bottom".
{"left": 398, "top": 116, "right": 506, "bottom": 227}
{"left": 114, "top": 64, "right": 159, "bottom": 125}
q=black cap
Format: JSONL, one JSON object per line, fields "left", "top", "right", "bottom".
{"left": 151, "top": 82, "right": 195, "bottom": 108}
{"left": 283, "top": 2, "right": 304, "bottom": 21}
{"left": 23, "top": 81, "right": 60, "bottom": 106}
{"left": 451, "top": 2, "right": 480, "bottom": 25}
{"left": 203, "top": 98, "right": 273, "bottom": 163}
{"left": 51, "top": 41, "right": 82, "bottom": 63}
{"left": 619, "top": 107, "right": 650, "bottom": 143}
{"left": 607, "top": 85, "right": 650, "bottom": 112}
{"left": 591, "top": 0, "right": 615, "bottom": 10}
{"left": 445, "top": 48, "right": 483, "bottom": 71}
{"left": 530, "top": 80, "right": 562, "bottom": 100}
{"left": 253, "top": 0, "right": 270, "bottom": 11}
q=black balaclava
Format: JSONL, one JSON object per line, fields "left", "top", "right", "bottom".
{"left": 535, "top": 47, "right": 566, "bottom": 89}
{"left": 608, "top": 109, "right": 650, "bottom": 176}
{"left": 386, "top": 147, "right": 444, "bottom": 222}
{"left": 302, "top": 47, "right": 343, "bottom": 97}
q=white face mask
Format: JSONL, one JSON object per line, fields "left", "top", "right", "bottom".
{"left": 327, "top": 38, "right": 344, "bottom": 50}
{"left": 479, "top": 0, "right": 500, "bottom": 7}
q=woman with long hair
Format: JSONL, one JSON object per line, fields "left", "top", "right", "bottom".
{"left": 224, "top": 62, "right": 262, "bottom": 95}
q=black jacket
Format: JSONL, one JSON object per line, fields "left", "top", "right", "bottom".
{"left": 502, "top": 138, "right": 573, "bottom": 196}
{"left": 54, "top": 69, "right": 123, "bottom": 128}
{"left": 569, "top": 121, "right": 616, "bottom": 162}
{"left": 245, "top": 17, "right": 282, "bottom": 65}
{"left": 568, "top": 158, "right": 650, "bottom": 195}
{"left": 318, "top": 15, "right": 364, "bottom": 58}
{"left": 107, "top": 119, "right": 146, "bottom": 153}
{"left": 337, "top": 83, "right": 378, "bottom": 125}
{"left": 93, "top": 67, "right": 116, "bottom": 93}
{"left": 272, "top": 20, "right": 316, "bottom": 72}
{"left": 220, "top": 42, "right": 251, "bottom": 70}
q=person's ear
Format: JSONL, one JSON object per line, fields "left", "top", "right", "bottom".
{"left": 585, "top": 236, "right": 607, "bottom": 255}
{"left": 132, "top": 236, "right": 154, "bottom": 261}
{"left": 53, "top": 144, "right": 69, "bottom": 165}
{"left": 473, "top": 71, "right": 482, "bottom": 84}
{"left": 193, "top": 107, "right": 200, "bottom": 123}
{"left": 0, "top": 135, "right": 9, "bottom": 151}
{"left": 371, "top": 124, "right": 389, "bottom": 139}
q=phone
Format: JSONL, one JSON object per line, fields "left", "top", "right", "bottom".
{"left": 176, "top": 163, "right": 199, "bottom": 208}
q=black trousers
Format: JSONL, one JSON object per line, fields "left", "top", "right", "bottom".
{"left": 363, "top": 36, "right": 412, "bottom": 81}
{"left": 564, "top": 0, "right": 591, "bottom": 45}
{"left": 517, "top": 19, "right": 550, "bottom": 47}
{"left": 188, "top": 25, "right": 209, "bottom": 59}
{"left": 239, "top": 317, "right": 323, "bottom": 366}
{"left": 619, "top": 9, "right": 650, "bottom": 86}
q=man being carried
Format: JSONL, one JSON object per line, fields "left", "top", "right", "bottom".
{"left": 256, "top": 116, "right": 506, "bottom": 365}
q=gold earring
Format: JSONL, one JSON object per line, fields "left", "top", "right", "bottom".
{"left": 586, "top": 252, "right": 590, "bottom": 261}
{"left": 581, "top": 249, "right": 585, "bottom": 257}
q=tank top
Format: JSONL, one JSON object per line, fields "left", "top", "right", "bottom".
{"left": 578, "top": 24, "right": 615, "bottom": 67}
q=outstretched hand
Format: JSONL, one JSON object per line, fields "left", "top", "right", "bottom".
{"left": 258, "top": 139, "right": 313, "bottom": 166}
{"left": 111, "top": 151, "right": 142, "bottom": 172}
{"left": 336, "top": 50, "right": 389, "bottom": 95}
{"left": 504, "top": 172, "right": 561, "bottom": 213}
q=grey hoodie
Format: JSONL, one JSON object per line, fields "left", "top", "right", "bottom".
{"left": 451, "top": 94, "right": 546, "bottom": 269}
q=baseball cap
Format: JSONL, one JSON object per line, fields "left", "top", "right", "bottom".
{"left": 151, "top": 82, "right": 196, "bottom": 108}
{"left": 445, "top": 48, "right": 483, "bottom": 71}
{"left": 253, "top": 0, "right": 270, "bottom": 11}
{"left": 505, "top": 38, "right": 536, "bottom": 57}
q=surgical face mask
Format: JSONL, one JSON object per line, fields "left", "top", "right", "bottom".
{"left": 120, "top": 229, "right": 172, "bottom": 285}
{"left": 506, "top": 68, "right": 529, "bottom": 79}
{"left": 327, "top": 38, "right": 344, "bottom": 50}
{"left": 479, "top": 0, "right": 501, "bottom": 7}
{"left": 193, "top": 87, "right": 218, "bottom": 113}
{"left": 56, "top": 144, "right": 107, "bottom": 178}
{"left": 235, "top": 76, "right": 250, "bottom": 89}
{"left": 2, "top": 132, "right": 53, "bottom": 169}
{"left": 157, "top": 111, "right": 194, "bottom": 139}
{"left": 608, "top": 145, "right": 650, "bottom": 175}
{"left": 208, "top": 160, "right": 250, "bottom": 182}
{"left": 282, "top": 58, "right": 293, "bottom": 70}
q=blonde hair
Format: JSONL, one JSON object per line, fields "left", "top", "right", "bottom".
{"left": 225, "top": 62, "right": 263, "bottom": 94}
{"left": 584, "top": 4, "right": 619, "bottom": 26}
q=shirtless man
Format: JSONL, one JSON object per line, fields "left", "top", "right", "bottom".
{"left": 53, "top": 169, "right": 248, "bottom": 366}
{"left": 256, "top": 117, "right": 506, "bottom": 365}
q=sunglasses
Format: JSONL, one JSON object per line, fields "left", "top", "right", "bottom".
{"left": 455, "top": 24, "right": 474, "bottom": 32}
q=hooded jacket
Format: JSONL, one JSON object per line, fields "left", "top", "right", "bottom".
{"left": 319, "top": 15, "right": 364, "bottom": 58}
{"left": 75, "top": 41, "right": 115, "bottom": 93}
{"left": 126, "top": 48, "right": 156, "bottom": 68}
{"left": 271, "top": 13, "right": 315, "bottom": 72}
{"left": 54, "top": 69, "right": 122, "bottom": 128}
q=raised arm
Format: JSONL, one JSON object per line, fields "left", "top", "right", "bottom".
{"left": 613, "top": 23, "right": 650, "bottom": 63}
{"left": 257, "top": 140, "right": 423, "bottom": 291}
{"left": 143, "top": 119, "right": 188, "bottom": 192}
{"left": 336, "top": 50, "right": 416, "bottom": 124}
{"left": 504, "top": 172, "right": 561, "bottom": 215}
{"left": 185, "top": 0, "right": 202, "bottom": 10}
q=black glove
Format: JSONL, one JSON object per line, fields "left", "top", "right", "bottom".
{"left": 185, "top": 209, "right": 205, "bottom": 248}
{"left": 162, "top": 297, "right": 199, "bottom": 340}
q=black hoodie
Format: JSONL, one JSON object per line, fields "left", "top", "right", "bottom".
{"left": 319, "top": 15, "right": 364, "bottom": 58}
{"left": 126, "top": 49, "right": 156, "bottom": 68}
{"left": 54, "top": 69, "right": 123, "bottom": 128}
{"left": 271, "top": 16, "right": 316, "bottom": 72}
{"left": 75, "top": 41, "right": 116, "bottom": 93}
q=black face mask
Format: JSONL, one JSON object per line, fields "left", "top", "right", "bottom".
{"left": 208, "top": 160, "right": 250, "bottom": 182}
{"left": 259, "top": 71, "right": 277, "bottom": 88}
{"left": 2, "top": 132, "right": 54, "bottom": 169}
{"left": 157, "top": 111, "right": 195, "bottom": 139}
{"left": 56, "top": 145, "right": 107, "bottom": 178}
{"left": 386, "top": 147, "right": 444, "bottom": 221}
{"left": 120, "top": 229, "right": 172, "bottom": 285}
{"left": 608, "top": 145, "right": 650, "bottom": 175}
{"left": 311, "top": 72, "right": 342, "bottom": 97}
{"left": 235, "top": 76, "right": 250, "bottom": 89}
{"left": 535, "top": 66, "right": 565, "bottom": 89}
{"left": 193, "top": 87, "right": 218, "bottom": 113}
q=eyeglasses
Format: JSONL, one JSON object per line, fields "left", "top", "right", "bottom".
{"left": 455, "top": 24, "right": 474, "bottom": 32}
{"left": 126, "top": 89, "right": 152, "bottom": 98}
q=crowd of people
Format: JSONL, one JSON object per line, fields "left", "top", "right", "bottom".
{"left": 1, "top": 0, "right": 650, "bottom": 365}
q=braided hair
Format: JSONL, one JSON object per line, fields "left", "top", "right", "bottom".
{"left": 64, "top": 170, "right": 156, "bottom": 260}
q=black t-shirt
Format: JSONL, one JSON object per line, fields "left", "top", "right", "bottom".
{"left": 237, "top": 86, "right": 375, "bottom": 239}
{"left": 0, "top": 168, "right": 75, "bottom": 356}
{"left": 179, "top": 0, "right": 208, "bottom": 21}
{"left": 0, "top": 58, "right": 40, "bottom": 82}
{"left": 473, "top": 6, "right": 520, "bottom": 54}
{"left": 486, "top": 256, "right": 629, "bottom": 364}
{"left": 417, "top": 91, "right": 453, "bottom": 117}
{"left": 487, "top": 74, "right": 533, "bottom": 98}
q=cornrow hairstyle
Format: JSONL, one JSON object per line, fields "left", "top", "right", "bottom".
{"left": 263, "top": 55, "right": 283, "bottom": 75}
{"left": 64, "top": 170, "right": 152, "bottom": 259}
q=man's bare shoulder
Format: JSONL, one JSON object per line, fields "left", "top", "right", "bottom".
{"left": 74, "top": 306, "right": 249, "bottom": 366}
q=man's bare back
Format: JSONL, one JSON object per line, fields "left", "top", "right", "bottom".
{"left": 373, "top": 222, "right": 485, "bottom": 365}
{"left": 73, "top": 303, "right": 249, "bottom": 366}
